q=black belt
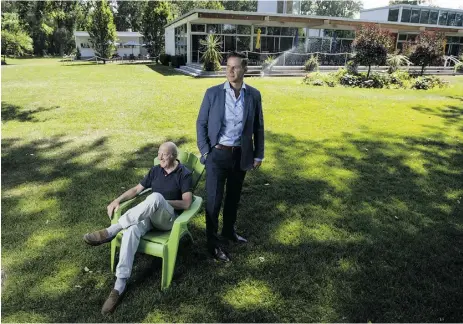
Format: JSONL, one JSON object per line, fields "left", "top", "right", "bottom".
{"left": 215, "top": 144, "right": 241, "bottom": 152}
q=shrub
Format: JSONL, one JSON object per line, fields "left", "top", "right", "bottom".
{"left": 386, "top": 54, "right": 408, "bottom": 73}
{"left": 76, "top": 47, "right": 81, "bottom": 60}
{"left": 389, "top": 70, "right": 410, "bottom": 87}
{"left": 304, "top": 55, "right": 319, "bottom": 72}
{"left": 261, "top": 55, "right": 275, "bottom": 73}
{"left": 159, "top": 53, "right": 171, "bottom": 66}
{"left": 345, "top": 60, "right": 358, "bottom": 74}
{"left": 171, "top": 55, "right": 185, "bottom": 68}
{"left": 455, "top": 62, "right": 463, "bottom": 73}
{"left": 303, "top": 71, "right": 325, "bottom": 84}
{"left": 312, "top": 79, "right": 324, "bottom": 86}
{"left": 411, "top": 75, "right": 446, "bottom": 90}
{"left": 340, "top": 73, "right": 362, "bottom": 87}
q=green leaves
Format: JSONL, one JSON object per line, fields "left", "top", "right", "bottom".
{"left": 199, "top": 34, "right": 223, "bottom": 71}
{"left": 88, "top": 0, "right": 116, "bottom": 59}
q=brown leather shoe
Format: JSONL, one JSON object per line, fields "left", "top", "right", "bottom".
{"left": 101, "top": 289, "right": 122, "bottom": 315}
{"left": 83, "top": 229, "right": 115, "bottom": 246}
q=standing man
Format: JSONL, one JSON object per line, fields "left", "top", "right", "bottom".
{"left": 196, "top": 51, "right": 264, "bottom": 262}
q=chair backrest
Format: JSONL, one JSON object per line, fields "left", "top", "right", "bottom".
{"left": 153, "top": 149, "right": 205, "bottom": 191}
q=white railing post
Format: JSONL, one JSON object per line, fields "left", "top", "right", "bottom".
{"left": 283, "top": 51, "right": 286, "bottom": 66}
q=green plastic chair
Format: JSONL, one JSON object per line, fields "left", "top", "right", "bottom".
{"left": 110, "top": 150, "right": 205, "bottom": 290}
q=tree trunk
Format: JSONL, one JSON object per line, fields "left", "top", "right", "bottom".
{"left": 421, "top": 64, "right": 425, "bottom": 76}
{"left": 367, "top": 65, "right": 371, "bottom": 78}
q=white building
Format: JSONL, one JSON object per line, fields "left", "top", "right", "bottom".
{"left": 360, "top": 4, "right": 463, "bottom": 55}
{"left": 164, "top": 4, "right": 463, "bottom": 66}
{"left": 74, "top": 31, "right": 145, "bottom": 58}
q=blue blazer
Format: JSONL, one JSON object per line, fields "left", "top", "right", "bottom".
{"left": 196, "top": 82, "right": 264, "bottom": 171}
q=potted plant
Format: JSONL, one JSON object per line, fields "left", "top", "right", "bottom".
{"left": 200, "top": 34, "right": 222, "bottom": 71}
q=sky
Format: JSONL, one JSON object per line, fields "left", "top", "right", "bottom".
{"left": 362, "top": 0, "right": 463, "bottom": 10}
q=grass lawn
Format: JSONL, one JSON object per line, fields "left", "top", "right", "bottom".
{"left": 2, "top": 58, "right": 463, "bottom": 322}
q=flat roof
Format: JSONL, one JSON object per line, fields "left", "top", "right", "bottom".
{"left": 361, "top": 5, "right": 463, "bottom": 13}
{"left": 165, "top": 9, "right": 463, "bottom": 33}
{"left": 74, "top": 31, "right": 143, "bottom": 37}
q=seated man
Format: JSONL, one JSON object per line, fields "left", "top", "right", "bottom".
{"left": 83, "top": 142, "right": 193, "bottom": 315}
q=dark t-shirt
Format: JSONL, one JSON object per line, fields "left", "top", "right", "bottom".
{"left": 140, "top": 161, "right": 193, "bottom": 213}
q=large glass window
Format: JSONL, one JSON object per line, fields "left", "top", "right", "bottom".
{"left": 175, "top": 24, "right": 187, "bottom": 56}
{"left": 207, "top": 24, "right": 221, "bottom": 34}
{"left": 388, "top": 9, "right": 399, "bottom": 22}
{"left": 224, "top": 36, "right": 236, "bottom": 51}
{"left": 280, "top": 37, "right": 293, "bottom": 51}
{"left": 429, "top": 11, "right": 439, "bottom": 24}
{"left": 420, "top": 10, "right": 429, "bottom": 24}
{"left": 237, "top": 36, "right": 250, "bottom": 51}
{"left": 277, "top": 1, "right": 284, "bottom": 13}
{"left": 191, "top": 24, "right": 205, "bottom": 32}
{"left": 267, "top": 27, "right": 281, "bottom": 36}
{"left": 438, "top": 11, "right": 448, "bottom": 25}
{"left": 237, "top": 25, "right": 251, "bottom": 35}
{"left": 456, "top": 14, "right": 463, "bottom": 27}
{"left": 411, "top": 9, "right": 420, "bottom": 23}
{"left": 447, "top": 12, "right": 456, "bottom": 26}
{"left": 398, "top": 34, "right": 407, "bottom": 41}
{"left": 401, "top": 8, "right": 411, "bottom": 22}
{"left": 281, "top": 27, "right": 298, "bottom": 36}
{"left": 222, "top": 24, "right": 236, "bottom": 34}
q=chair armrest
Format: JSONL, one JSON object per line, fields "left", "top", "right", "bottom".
{"left": 111, "top": 188, "right": 152, "bottom": 224}
{"left": 173, "top": 195, "right": 203, "bottom": 225}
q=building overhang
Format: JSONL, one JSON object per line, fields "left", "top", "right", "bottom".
{"left": 165, "top": 9, "right": 463, "bottom": 35}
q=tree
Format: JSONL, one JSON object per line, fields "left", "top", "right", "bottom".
{"left": 300, "top": 0, "right": 363, "bottom": 18}
{"left": 113, "top": 0, "right": 146, "bottom": 32}
{"left": 88, "top": 0, "right": 116, "bottom": 60}
{"left": 143, "top": 1, "right": 170, "bottom": 61}
{"left": 222, "top": 0, "right": 257, "bottom": 12}
{"left": 389, "top": 0, "right": 425, "bottom": 5}
{"left": 352, "top": 24, "right": 394, "bottom": 77}
{"left": 171, "top": 0, "right": 224, "bottom": 18}
{"left": 75, "top": 0, "right": 94, "bottom": 31}
{"left": 409, "top": 31, "right": 445, "bottom": 75}
{"left": 48, "top": 1, "right": 80, "bottom": 56}
{"left": 1, "top": 13, "right": 33, "bottom": 63}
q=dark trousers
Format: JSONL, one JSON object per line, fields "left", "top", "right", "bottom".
{"left": 205, "top": 147, "right": 246, "bottom": 251}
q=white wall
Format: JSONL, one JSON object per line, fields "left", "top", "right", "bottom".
{"left": 75, "top": 35, "right": 144, "bottom": 58}
{"left": 258, "top": 0, "right": 277, "bottom": 13}
{"left": 360, "top": 8, "right": 390, "bottom": 22}
{"left": 165, "top": 26, "right": 175, "bottom": 56}
{"left": 114, "top": 36, "right": 143, "bottom": 57}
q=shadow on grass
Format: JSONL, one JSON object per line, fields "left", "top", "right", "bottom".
{"left": 1, "top": 102, "right": 59, "bottom": 123}
{"left": 1, "top": 120, "right": 462, "bottom": 322}
{"left": 145, "top": 63, "right": 185, "bottom": 76}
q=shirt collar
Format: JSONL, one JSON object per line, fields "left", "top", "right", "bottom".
{"left": 161, "top": 159, "right": 181, "bottom": 175}
{"left": 224, "top": 81, "right": 246, "bottom": 91}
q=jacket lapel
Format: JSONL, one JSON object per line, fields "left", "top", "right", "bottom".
{"left": 243, "top": 88, "right": 252, "bottom": 131}
{"left": 218, "top": 84, "right": 226, "bottom": 122}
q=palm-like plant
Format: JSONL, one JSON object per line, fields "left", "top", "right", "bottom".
{"left": 261, "top": 55, "right": 275, "bottom": 73}
{"left": 386, "top": 53, "right": 409, "bottom": 73}
{"left": 200, "top": 34, "right": 222, "bottom": 71}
